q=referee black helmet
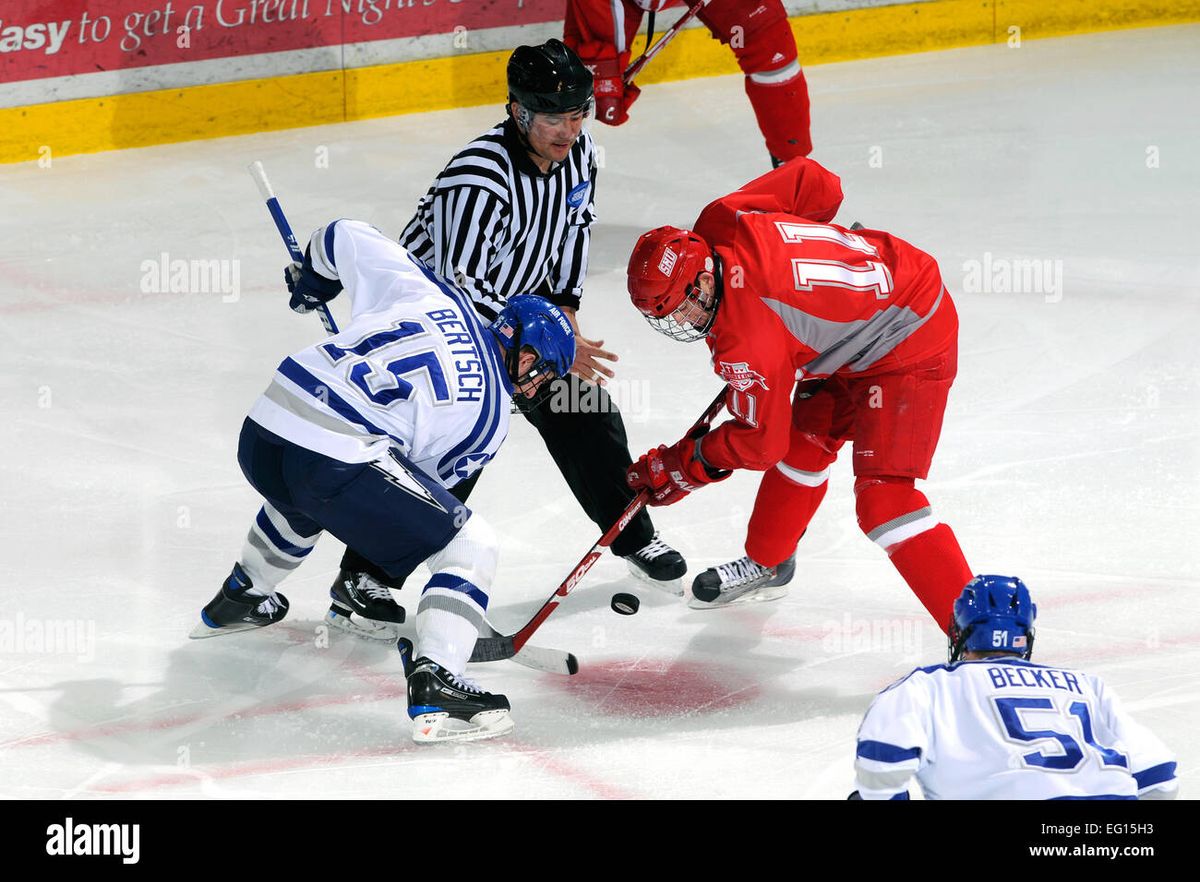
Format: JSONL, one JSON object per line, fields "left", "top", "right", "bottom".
{"left": 507, "top": 39, "right": 594, "bottom": 115}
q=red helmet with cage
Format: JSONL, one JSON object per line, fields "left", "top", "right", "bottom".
{"left": 627, "top": 226, "right": 716, "bottom": 342}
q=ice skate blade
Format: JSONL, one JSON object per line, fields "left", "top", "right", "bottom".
{"left": 624, "top": 559, "right": 685, "bottom": 596}
{"left": 189, "top": 619, "right": 265, "bottom": 639}
{"left": 687, "top": 584, "right": 791, "bottom": 611}
{"left": 326, "top": 607, "right": 401, "bottom": 643}
{"left": 410, "top": 709, "right": 514, "bottom": 743}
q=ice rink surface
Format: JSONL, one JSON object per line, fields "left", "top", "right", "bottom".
{"left": 1, "top": 25, "right": 1197, "bottom": 799}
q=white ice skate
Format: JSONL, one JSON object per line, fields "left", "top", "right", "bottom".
{"left": 688, "top": 554, "right": 796, "bottom": 610}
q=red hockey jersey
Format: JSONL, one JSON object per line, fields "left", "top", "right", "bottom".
{"left": 693, "top": 159, "right": 959, "bottom": 470}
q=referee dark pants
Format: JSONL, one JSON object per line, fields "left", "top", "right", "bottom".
{"left": 339, "top": 373, "right": 654, "bottom": 586}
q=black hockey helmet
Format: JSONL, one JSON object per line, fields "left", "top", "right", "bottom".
{"left": 507, "top": 39, "right": 594, "bottom": 115}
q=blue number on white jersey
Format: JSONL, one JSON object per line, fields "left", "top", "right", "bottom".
{"left": 320, "top": 320, "right": 453, "bottom": 408}
{"left": 246, "top": 220, "right": 511, "bottom": 486}
{"left": 854, "top": 658, "right": 1176, "bottom": 800}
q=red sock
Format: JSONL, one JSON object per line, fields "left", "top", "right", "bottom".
{"left": 745, "top": 68, "right": 813, "bottom": 160}
{"left": 887, "top": 524, "right": 974, "bottom": 635}
{"left": 745, "top": 463, "right": 829, "bottom": 567}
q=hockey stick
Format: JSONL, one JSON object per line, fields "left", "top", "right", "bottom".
{"left": 469, "top": 385, "right": 729, "bottom": 665}
{"left": 247, "top": 161, "right": 340, "bottom": 336}
{"left": 624, "top": 0, "right": 711, "bottom": 84}
{"left": 246, "top": 160, "right": 577, "bottom": 675}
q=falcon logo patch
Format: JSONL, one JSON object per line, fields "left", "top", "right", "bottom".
{"left": 658, "top": 247, "right": 678, "bottom": 277}
{"left": 718, "top": 361, "right": 770, "bottom": 392}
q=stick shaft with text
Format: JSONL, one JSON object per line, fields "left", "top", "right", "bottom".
{"left": 471, "top": 385, "right": 729, "bottom": 663}
{"left": 247, "top": 160, "right": 340, "bottom": 336}
{"left": 624, "top": 0, "right": 711, "bottom": 84}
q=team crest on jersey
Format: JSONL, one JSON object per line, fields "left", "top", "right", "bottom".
{"left": 658, "top": 247, "right": 678, "bottom": 277}
{"left": 567, "top": 181, "right": 591, "bottom": 209}
{"left": 453, "top": 452, "right": 492, "bottom": 479}
{"left": 718, "top": 361, "right": 769, "bottom": 392}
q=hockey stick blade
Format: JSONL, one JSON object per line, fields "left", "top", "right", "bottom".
{"left": 471, "top": 386, "right": 729, "bottom": 665}
{"left": 470, "top": 622, "right": 579, "bottom": 675}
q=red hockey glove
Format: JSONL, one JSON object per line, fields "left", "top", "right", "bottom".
{"left": 589, "top": 57, "right": 640, "bottom": 126}
{"left": 626, "top": 435, "right": 730, "bottom": 506}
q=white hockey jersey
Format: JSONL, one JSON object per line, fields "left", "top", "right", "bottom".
{"left": 855, "top": 657, "right": 1178, "bottom": 800}
{"left": 247, "top": 220, "right": 513, "bottom": 488}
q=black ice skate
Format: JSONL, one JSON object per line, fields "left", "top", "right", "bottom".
{"left": 623, "top": 533, "right": 687, "bottom": 595}
{"left": 190, "top": 563, "right": 289, "bottom": 638}
{"left": 326, "top": 568, "right": 406, "bottom": 642}
{"left": 403, "top": 642, "right": 513, "bottom": 743}
{"left": 689, "top": 553, "right": 796, "bottom": 610}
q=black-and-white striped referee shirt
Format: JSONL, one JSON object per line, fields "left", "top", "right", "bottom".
{"left": 400, "top": 116, "right": 597, "bottom": 321}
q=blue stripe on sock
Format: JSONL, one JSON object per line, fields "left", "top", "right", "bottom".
{"left": 255, "top": 508, "right": 315, "bottom": 558}
{"left": 424, "top": 573, "right": 489, "bottom": 611}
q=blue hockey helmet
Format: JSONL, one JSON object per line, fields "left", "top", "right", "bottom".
{"left": 490, "top": 294, "right": 575, "bottom": 407}
{"left": 948, "top": 575, "right": 1037, "bottom": 663}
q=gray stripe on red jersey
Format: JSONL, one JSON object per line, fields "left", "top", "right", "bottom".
{"left": 761, "top": 287, "right": 944, "bottom": 376}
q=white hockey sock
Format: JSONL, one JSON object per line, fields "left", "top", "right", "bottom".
{"left": 417, "top": 515, "right": 498, "bottom": 674}
{"left": 239, "top": 503, "right": 321, "bottom": 592}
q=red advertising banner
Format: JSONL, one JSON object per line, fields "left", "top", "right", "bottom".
{"left": 0, "top": 0, "right": 564, "bottom": 85}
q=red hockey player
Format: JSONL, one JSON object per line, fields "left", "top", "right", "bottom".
{"left": 625, "top": 158, "right": 974, "bottom": 631}
{"left": 565, "top": 0, "right": 812, "bottom": 164}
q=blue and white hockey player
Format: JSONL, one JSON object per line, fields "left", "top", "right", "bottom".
{"left": 852, "top": 575, "right": 1178, "bottom": 799}
{"left": 191, "top": 219, "right": 575, "bottom": 743}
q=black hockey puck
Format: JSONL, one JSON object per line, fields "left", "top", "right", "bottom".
{"left": 611, "top": 592, "right": 640, "bottom": 616}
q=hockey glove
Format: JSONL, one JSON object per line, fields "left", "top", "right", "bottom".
{"left": 590, "top": 57, "right": 640, "bottom": 127}
{"left": 626, "top": 434, "right": 730, "bottom": 506}
{"left": 284, "top": 244, "right": 343, "bottom": 314}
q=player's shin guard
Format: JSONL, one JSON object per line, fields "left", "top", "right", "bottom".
{"left": 417, "top": 515, "right": 498, "bottom": 674}
{"left": 745, "top": 65, "right": 813, "bottom": 161}
{"left": 855, "top": 478, "right": 973, "bottom": 633}
{"left": 745, "top": 461, "right": 830, "bottom": 567}
{"left": 239, "top": 503, "right": 321, "bottom": 590}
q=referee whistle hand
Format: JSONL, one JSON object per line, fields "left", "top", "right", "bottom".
{"left": 569, "top": 334, "right": 618, "bottom": 385}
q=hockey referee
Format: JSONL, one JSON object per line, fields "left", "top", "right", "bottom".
{"left": 326, "top": 39, "right": 686, "bottom": 628}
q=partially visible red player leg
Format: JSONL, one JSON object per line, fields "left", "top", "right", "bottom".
{"left": 698, "top": 0, "right": 812, "bottom": 160}
{"left": 564, "top": 0, "right": 643, "bottom": 62}
{"left": 855, "top": 478, "right": 973, "bottom": 633}
{"left": 745, "top": 450, "right": 833, "bottom": 568}
{"left": 745, "top": 379, "right": 852, "bottom": 567}
{"left": 850, "top": 341, "right": 972, "bottom": 633}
